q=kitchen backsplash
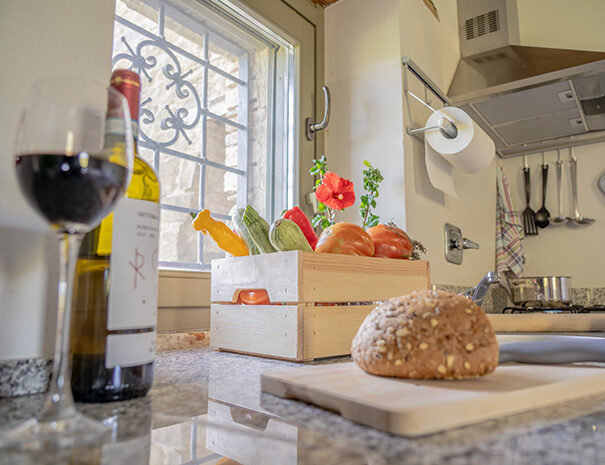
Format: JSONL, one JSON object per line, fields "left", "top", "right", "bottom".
{"left": 432, "top": 284, "right": 605, "bottom": 313}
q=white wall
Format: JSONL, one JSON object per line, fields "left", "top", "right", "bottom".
{"left": 325, "top": 0, "right": 497, "bottom": 286}
{"left": 501, "top": 144, "right": 605, "bottom": 287}
{"left": 0, "top": 1, "right": 115, "bottom": 360}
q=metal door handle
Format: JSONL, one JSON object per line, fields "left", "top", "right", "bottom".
{"left": 306, "top": 86, "right": 330, "bottom": 141}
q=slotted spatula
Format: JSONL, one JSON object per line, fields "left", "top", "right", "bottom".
{"left": 522, "top": 158, "right": 538, "bottom": 236}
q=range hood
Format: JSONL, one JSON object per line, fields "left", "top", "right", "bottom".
{"left": 448, "top": 0, "right": 605, "bottom": 157}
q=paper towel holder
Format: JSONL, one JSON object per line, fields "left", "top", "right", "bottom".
{"left": 406, "top": 90, "right": 458, "bottom": 139}
{"left": 402, "top": 56, "right": 458, "bottom": 140}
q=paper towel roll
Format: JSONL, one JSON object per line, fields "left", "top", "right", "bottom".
{"left": 425, "top": 107, "right": 495, "bottom": 174}
{"left": 425, "top": 143, "right": 458, "bottom": 198}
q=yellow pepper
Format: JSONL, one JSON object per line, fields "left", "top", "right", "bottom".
{"left": 192, "top": 209, "right": 249, "bottom": 257}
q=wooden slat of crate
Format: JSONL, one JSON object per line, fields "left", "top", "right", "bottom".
{"left": 211, "top": 304, "right": 302, "bottom": 360}
{"left": 300, "top": 253, "right": 430, "bottom": 302}
{"left": 212, "top": 251, "right": 300, "bottom": 303}
{"left": 302, "top": 305, "right": 374, "bottom": 359}
{"left": 210, "top": 304, "right": 374, "bottom": 361}
{"left": 211, "top": 251, "right": 430, "bottom": 304}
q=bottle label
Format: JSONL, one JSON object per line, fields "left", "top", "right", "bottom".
{"left": 105, "top": 332, "right": 156, "bottom": 368}
{"left": 107, "top": 198, "right": 160, "bottom": 330}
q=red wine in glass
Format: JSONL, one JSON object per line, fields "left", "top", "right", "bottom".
{"left": 15, "top": 153, "right": 128, "bottom": 232}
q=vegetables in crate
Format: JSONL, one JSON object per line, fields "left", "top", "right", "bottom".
{"left": 367, "top": 223, "right": 426, "bottom": 260}
{"left": 237, "top": 289, "right": 271, "bottom": 305}
{"left": 191, "top": 210, "right": 249, "bottom": 256}
{"left": 230, "top": 206, "right": 260, "bottom": 255}
{"left": 269, "top": 218, "right": 313, "bottom": 252}
{"left": 283, "top": 206, "right": 318, "bottom": 249}
{"left": 315, "top": 222, "right": 375, "bottom": 256}
{"left": 242, "top": 205, "right": 277, "bottom": 253}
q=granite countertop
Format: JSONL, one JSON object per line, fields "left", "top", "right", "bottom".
{"left": 1, "top": 346, "right": 604, "bottom": 465}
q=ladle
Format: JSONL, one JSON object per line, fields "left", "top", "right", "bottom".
{"left": 567, "top": 148, "right": 596, "bottom": 225}
{"left": 550, "top": 149, "right": 568, "bottom": 226}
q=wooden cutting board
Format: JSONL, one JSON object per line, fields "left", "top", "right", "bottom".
{"left": 261, "top": 362, "right": 605, "bottom": 437}
{"left": 487, "top": 313, "right": 605, "bottom": 332}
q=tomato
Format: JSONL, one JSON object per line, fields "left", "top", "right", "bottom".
{"left": 315, "top": 222, "right": 375, "bottom": 256}
{"left": 366, "top": 224, "right": 413, "bottom": 259}
{"left": 237, "top": 289, "right": 271, "bottom": 305}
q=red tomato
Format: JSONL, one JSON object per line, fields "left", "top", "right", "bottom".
{"left": 366, "top": 224, "right": 413, "bottom": 259}
{"left": 237, "top": 289, "right": 271, "bottom": 305}
{"left": 315, "top": 222, "right": 375, "bottom": 256}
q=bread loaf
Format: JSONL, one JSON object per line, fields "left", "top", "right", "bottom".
{"left": 351, "top": 290, "right": 498, "bottom": 379}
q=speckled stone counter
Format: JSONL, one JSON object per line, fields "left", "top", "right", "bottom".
{"left": 433, "top": 283, "right": 605, "bottom": 313}
{"left": 0, "top": 331, "right": 209, "bottom": 399}
{"left": 1, "top": 346, "right": 604, "bottom": 464}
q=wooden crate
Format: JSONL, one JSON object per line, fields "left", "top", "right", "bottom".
{"left": 210, "top": 250, "right": 430, "bottom": 361}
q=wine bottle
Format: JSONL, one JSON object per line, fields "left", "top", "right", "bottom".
{"left": 70, "top": 69, "right": 161, "bottom": 402}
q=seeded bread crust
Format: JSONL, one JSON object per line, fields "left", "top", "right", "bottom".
{"left": 351, "top": 290, "right": 499, "bottom": 379}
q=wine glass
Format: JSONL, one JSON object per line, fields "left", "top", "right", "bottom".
{"left": 0, "top": 78, "right": 134, "bottom": 450}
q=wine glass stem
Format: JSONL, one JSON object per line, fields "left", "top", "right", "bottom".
{"left": 40, "top": 232, "right": 83, "bottom": 422}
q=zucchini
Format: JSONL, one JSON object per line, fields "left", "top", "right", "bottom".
{"left": 230, "top": 207, "right": 260, "bottom": 255}
{"left": 269, "top": 219, "right": 313, "bottom": 252}
{"left": 242, "top": 205, "right": 277, "bottom": 253}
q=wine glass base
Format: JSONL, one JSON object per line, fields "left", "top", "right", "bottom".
{"left": 0, "top": 410, "right": 111, "bottom": 452}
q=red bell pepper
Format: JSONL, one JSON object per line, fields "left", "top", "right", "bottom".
{"left": 283, "top": 206, "right": 318, "bottom": 250}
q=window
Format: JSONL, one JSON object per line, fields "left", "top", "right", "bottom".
{"left": 112, "top": 0, "right": 296, "bottom": 270}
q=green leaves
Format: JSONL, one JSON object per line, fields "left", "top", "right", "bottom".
{"left": 312, "top": 214, "right": 332, "bottom": 230}
{"left": 360, "top": 160, "right": 384, "bottom": 229}
{"left": 310, "top": 154, "right": 328, "bottom": 178}
{"left": 310, "top": 154, "right": 334, "bottom": 230}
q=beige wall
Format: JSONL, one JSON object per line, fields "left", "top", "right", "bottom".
{"left": 501, "top": 144, "right": 605, "bottom": 287}
{"left": 324, "top": 0, "right": 406, "bottom": 226}
{"left": 514, "top": 0, "right": 605, "bottom": 52}
{"left": 398, "top": 0, "right": 460, "bottom": 94}
{"left": 325, "top": 0, "right": 497, "bottom": 286}
{"left": 0, "top": 0, "right": 116, "bottom": 359}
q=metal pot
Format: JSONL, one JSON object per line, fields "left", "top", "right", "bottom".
{"left": 509, "top": 276, "right": 572, "bottom": 306}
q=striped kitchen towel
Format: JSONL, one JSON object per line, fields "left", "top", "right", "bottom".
{"left": 496, "top": 165, "right": 525, "bottom": 277}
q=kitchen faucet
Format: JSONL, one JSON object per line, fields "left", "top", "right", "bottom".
{"left": 463, "top": 271, "right": 503, "bottom": 307}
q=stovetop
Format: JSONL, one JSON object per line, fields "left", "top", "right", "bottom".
{"left": 502, "top": 304, "right": 605, "bottom": 314}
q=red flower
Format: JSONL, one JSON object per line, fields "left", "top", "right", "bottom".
{"left": 315, "top": 172, "right": 355, "bottom": 211}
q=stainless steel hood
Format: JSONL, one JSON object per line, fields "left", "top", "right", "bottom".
{"left": 448, "top": 0, "right": 605, "bottom": 157}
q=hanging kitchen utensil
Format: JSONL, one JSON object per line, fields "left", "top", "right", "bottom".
{"left": 551, "top": 150, "right": 568, "bottom": 226}
{"left": 567, "top": 148, "right": 596, "bottom": 225}
{"left": 522, "top": 156, "right": 538, "bottom": 236}
{"left": 534, "top": 153, "right": 550, "bottom": 228}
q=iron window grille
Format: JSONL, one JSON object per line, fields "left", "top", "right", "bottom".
{"left": 112, "top": 0, "right": 294, "bottom": 271}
